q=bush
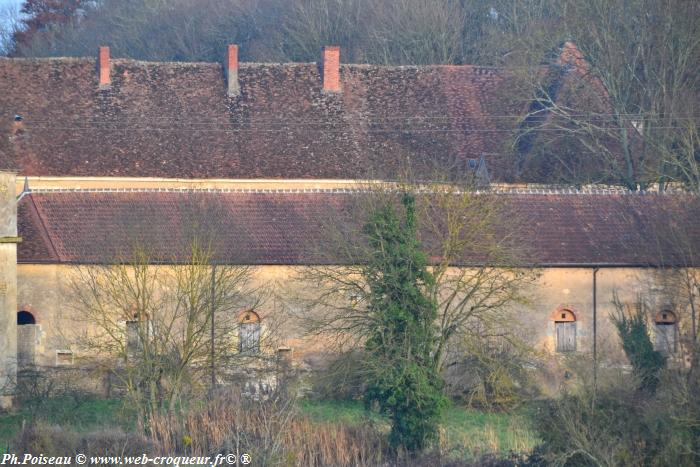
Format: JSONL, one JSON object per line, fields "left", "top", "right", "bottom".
{"left": 530, "top": 380, "right": 699, "bottom": 466}
{"left": 444, "top": 341, "right": 540, "bottom": 410}
{"left": 611, "top": 295, "right": 666, "bottom": 393}
{"left": 309, "top": 350, "right": 367, "bottom": 401}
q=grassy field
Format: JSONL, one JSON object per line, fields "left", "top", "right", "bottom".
{"left": 299, "top": 399, "right": 539, "bottom": 457}
{"left": 1, "top": 397, "right": 539, "bottom": 458}
{"left": 0, "top": 397, "right": 132, "bottom": 448}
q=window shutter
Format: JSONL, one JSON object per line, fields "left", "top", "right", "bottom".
{"left": 655, "top": 324, "right": 676, "bottom": 355}
{"left": 240, "top": 322, "right": 261, "bottom": 353}
{"left": 556, "top": 322, "right": 576, "bottom": 352}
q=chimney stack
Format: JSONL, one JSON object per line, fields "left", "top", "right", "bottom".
{"left": 98, "top": 46, "right": 110, "bottom": 88}
{"left": 321, "top": 46, "right": 341, "bottom": 93}
{"left": 225, "top": 44, "right": 240, "bottom": 97}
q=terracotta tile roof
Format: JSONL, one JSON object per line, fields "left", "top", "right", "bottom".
{"left": 0, "top": 57, "right": 541, "bottom": 181}
{"left": 17, "top": 195, "right": 59, "bottom": 262}
{"left": 17, "top": 190, "right": 700, "bottom": 266}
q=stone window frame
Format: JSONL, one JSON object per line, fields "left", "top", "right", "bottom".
{"left": 551, "top": 307, "right": 577, "bottom": 353}
{"left": 55, "top": 350, "right": 74, "bottom": 366}
{"left": 653, "top": 310, "right": 678, "bottom": 355}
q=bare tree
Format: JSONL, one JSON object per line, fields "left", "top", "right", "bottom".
{"left": 504, "top": 0, "right": 700, "bottom": 189}
{"left": 363, "top": 0, "right": 467, "bottom": 65}
{"left": 65, "top": 239, "right": 265, "bottom": 421}
{"left": 286, "top": 179, "right": 538, "bottom": 406}
{"left": 59, "top": 194, "right": 277, "bottom": 420}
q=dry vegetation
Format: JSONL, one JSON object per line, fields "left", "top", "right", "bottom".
{"left": 2, "top": 389, "right": 541, "bottom": 466}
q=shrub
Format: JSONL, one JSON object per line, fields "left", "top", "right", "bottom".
{"left": 530, "top": 379, "right": 699, "bottom": 466}
{"left": 309, "top": 350, "right": 367, "bottom": 401}
{"left": 611, "top": 295, "right": 666, "bottom": 394}
{"left": 444, "top": 341, "right": 540, "bottom": 410}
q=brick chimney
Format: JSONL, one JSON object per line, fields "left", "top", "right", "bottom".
{"left": 98, "top": 46, "right": 110, "bottom": 88}
{"left": 225, "top": 44, "right": 240, "bottom": 97}
{"left": 321, "top": 46, "right": 341, "bottom": 93}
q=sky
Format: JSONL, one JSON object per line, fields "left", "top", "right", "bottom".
{"left": 0, "top": 0, "right": 21, "bottom": 32}
{"left": 0, "top": 0, "right": 21, "bottom": 8}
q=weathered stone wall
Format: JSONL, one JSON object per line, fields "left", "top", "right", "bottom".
{"left": 15, "top": 263, "right": 693, "bottom": 395}
{"left": 0, "top": 171, "right": 18, "bottom": 408}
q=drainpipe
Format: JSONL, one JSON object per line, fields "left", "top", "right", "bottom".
{"left": 593, "top": 267, "right": 599, "bottom": 399}
{"left": 210, "top": 263, "right": 217, "bottom": 392}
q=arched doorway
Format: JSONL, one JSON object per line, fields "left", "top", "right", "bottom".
{"left": 17, "top": 311, "right": 37, "bottom": 366}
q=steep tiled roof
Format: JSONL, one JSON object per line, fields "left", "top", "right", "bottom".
{"left": 17, "top": 190, "right": 700, "bottom": 266}
{"left": 0, "top": 57, "right": 535, "bottom": 181}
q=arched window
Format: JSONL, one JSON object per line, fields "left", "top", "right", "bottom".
{"left": 17, "top": 311, "right": 37, "bottom": 366}
{"left": 239, "top": 311, "right": 261, "bottom": 353}
{"left": 552, "top": 308, "right": 577, "bottom": 353}
{"left": 654, "top": 310, "right": 677, "bottom": 355}
{"left": 17, "top": 311, "right": 35, "bottom": 325}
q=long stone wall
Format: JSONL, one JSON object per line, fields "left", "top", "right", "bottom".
{"left": 15, "top": 263, "right": 693, "bottom": 395}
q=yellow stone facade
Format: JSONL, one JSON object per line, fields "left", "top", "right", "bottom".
{"left": 13, "top": 263, "right": 693, "bottom": 392}
{"left": 2, "top": 173, "right": 696, "bottom": 400}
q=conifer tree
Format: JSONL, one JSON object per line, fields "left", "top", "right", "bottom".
{"left": 362, "top": 193, "right": 446, "bottom": 452}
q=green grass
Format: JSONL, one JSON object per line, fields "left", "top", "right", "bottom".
{"left": 1, "top": 396, "right": 539, "bottom": 459}
{"left": 441, "top": 405, "right": 540, "bottom": 457}
{"left": 0, "top": 411, "right": 24, "bottom": 450}
{"left": 298, "top": 399, "right": 540, "bottom": 457}
{"left": 298, "top": 399, "right": 385, "bottom": 426}
{"left": 0, "top": 397, "right": 131, "bottom": 448}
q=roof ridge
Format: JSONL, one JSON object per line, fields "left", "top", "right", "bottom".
{"left": 26, "top": 187, "right": 695, "bottom": 196}
{"left": 0, "top": 56, "right": 525, "bottom": 71}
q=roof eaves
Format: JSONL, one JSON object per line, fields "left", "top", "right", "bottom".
{"left": 25, "top": 194, "right": 61, "bottom": 262}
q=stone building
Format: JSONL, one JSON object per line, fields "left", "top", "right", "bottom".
{"left": 0, "top": 44, "right": 698, "bottom": 406}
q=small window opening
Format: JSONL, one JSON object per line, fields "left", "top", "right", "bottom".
{"left": 17, "top": 310, "right": 36, "bottom": 325}
{"left": 56, "top": 350, "right": 73, "bottom": 366}
{"left": 654, "top": 310, "right": 677, "bottom": 355}
{"left": 239, "top": 310, "right": 261, "bottom": 353}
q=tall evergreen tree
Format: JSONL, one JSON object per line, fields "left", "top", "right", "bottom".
{"left": 362, "top": 193, "right": 445, "bottom": 452}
